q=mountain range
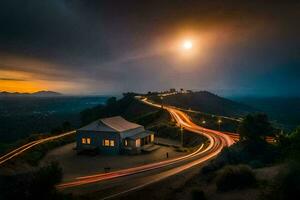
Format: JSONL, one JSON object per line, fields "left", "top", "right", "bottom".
{"left": 0, "top": 90, "right": 62, "bottom": 97}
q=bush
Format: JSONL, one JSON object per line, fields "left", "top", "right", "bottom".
{"left": 0, "top": 162, "right": 70, "bottom": 200}
{"left": 262, "top": 162, "right": 300, "bottom": 200}
{"left": 216, "top": 165, "right": 256, "bottom": 191}
{"left": 191, "top": 189, "right": 206, "bottom": 200}
{"left": 201, "top": 140, "right": 280, "bottom": 175}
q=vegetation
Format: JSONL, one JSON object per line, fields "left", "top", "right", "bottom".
{"left": 262, "top": 126, "right": 300, "bottom": 200}
{"left": 80, "top": 93, "right": 206, "bottom": 147}
{"left": 216, "top": 165, "right": 256, "bottom": 191}
{"left": 0, "top": 121, "right": 75, "bottom": 166}
{"left": 202, "top": 114, "right": 279, "bottom": 174}
{"left": 21, "top": 133, "right": 75, "bottom": 166}
{"left": 189, "top": 112, "right": 240, "bottom": 133}
{"left": 238, "top": 113, "right": 274, "bottom": 141}
{"left": 0, "top": 96, "right": 107, "bottom": 152}
{"left": 196, "top": 112, "right": 300, "bottom": 199}
{"left": 0, "top": 162, "right": 71, "bottom": 200}
{"left": 191, "top": 189, "right": 206, "bottom": 200}
{"left": 80, "top": 93, "right": 156, "bottom": 125}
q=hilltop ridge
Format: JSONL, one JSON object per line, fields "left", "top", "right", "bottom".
{"left": 148, "top": 91, "right": 256, "bottom": 117}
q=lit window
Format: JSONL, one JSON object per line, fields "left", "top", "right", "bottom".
{"left": 124, "top": 139, "right": 128, "bottom": 146}
{"left": 86, "top": 138, "right": 91, "bottom": 144}
{"left": 82, "top": 138, "right": 86, "bottom": 144}
{"left": 110, "top": 140, "right": 115, "bottom": 146}
{"left": 136, "top": 138, "right": 141, "bottom": 147}
{"left": 104, "top": 139, "right": 110, "bottom": 146}
{"left": 150, "top": 134, "right": 154, "bottom": 142}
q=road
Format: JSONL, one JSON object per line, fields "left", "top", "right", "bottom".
{"left": 0, "top": 96, "right": 236, "bottom": 199}
{"left": 56, "top": 97, "right": 235, "bottom": 199}
{"left": 0, "top": 130, "right": 75, "bottom": 165}
{"left": 0, "top": 96, "right": 275, "bottom": 199}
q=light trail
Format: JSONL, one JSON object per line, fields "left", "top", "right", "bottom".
{"left": 0, "top": 130, "right": 75, "bottom": 165}
{"left": 57, "top": 97, "right": 235, "bottom": 194}
{"left": 0, "top": 95, "right": 275, "bottom": 199}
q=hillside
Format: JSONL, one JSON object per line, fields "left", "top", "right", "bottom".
{"left": 0, "top": 96, "right": 108, "bottom": 144}
{"left": 80, "top": 93, "right": 159, "bottom": 126}
{"left": 148, "top": 91, "right": 256, "bottom": 117}
{"left": 232, "top": 96, "right": 300, "bottom": 130}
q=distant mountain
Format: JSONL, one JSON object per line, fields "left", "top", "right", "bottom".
{"left": 31, "top": 91, "right": 62, "bottom": 96}
{"left": 149, "top": 91, "right": 257, "bottom": 117}
{"left": 232, "top": 96, "right": 300, "bottom": 130}
{"left": 0, "top": 90, "right": 62, "bottom": 97}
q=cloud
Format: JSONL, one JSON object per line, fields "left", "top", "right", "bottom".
{"left": 0, "top": 78, "right": 27, "bottom": 81}
{"left": 0, "top": 0, "right": 298, "bottom": 95}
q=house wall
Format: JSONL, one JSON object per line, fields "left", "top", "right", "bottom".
{"left": 76, "top": 130, "right": 121, "bottom": 155}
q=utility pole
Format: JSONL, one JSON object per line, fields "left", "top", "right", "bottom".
{"left": 218, "top": 119, "right": 222, "bottom": 131}
{"left": 180, "top": 125, "right": 184, "bottom": 147}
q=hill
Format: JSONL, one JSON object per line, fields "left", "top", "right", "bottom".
{"left": 148, "top": 91, "right": 256, "bottom": 117}
{"left": 232, "top": 96, "right": 300, "bottom": 130}
{"left": 80, "top": 93, "right": 159, "bottom": 126}
{"left": 31, "top": 91, "right": 62, "bottom": 96}
{"left": 0, "top": 90, "right": 62, "bottom": 97}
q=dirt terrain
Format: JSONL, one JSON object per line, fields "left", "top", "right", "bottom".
{"left": 41, "top": 142, "right": 188, "bottom": 181}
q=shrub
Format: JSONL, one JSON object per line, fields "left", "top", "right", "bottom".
{"left": 201, "top": 140, "right": 280, "bottom": 175}
{"left": 191, "top": 188, "right": 206, "bottom": 200}
{"left": 0, "top": 162, "right": 70, "bottom": 200}
{"left": 262, "top": 162, "right": 300, "bottom": 200}
{"left": 216, "top": 165, "right": 256, "bottom": 191}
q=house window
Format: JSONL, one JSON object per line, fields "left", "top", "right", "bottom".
{"left": 136, "top": 138, "right": 141, "bottom": 148}
{"left": 103, "top": 139, "right": 115, "bottom": 147}
{"left": 104, "top": 139, "right": 110, "bottom": 146}
{"left": 124, "top": 139, "right": 128, "bottom": 146}
{"left": 110, "top": 140, "right": 115, "bottom": 146}
{"left": 82, "top": 137, "right": 91, "bottom": 144}
{"left": 86, "top": 138, "right": 91, "bottom": 144}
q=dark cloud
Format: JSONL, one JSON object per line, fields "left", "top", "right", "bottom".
{"left": 0, "top": 78, "right": 26, "bottom": 81}
{"left": 0, "top": 0, "right": 299, "bottom": 95}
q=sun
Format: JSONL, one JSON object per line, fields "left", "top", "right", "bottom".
{"left": 182, "top": 40, "right": 193, "bottom": 50}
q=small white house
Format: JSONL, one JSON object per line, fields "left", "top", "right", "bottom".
{"left": 76, "top": 116, "right": 155, "bottom": 154}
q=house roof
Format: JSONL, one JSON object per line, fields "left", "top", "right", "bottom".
{"left": 127, "top": 130, "right": 153, "bottom": 140}
{"left": 78, "top": 116, "right": 143, "bottom": 133}
{"left": 101, "top": 116, "right": 142, "bottom": 132}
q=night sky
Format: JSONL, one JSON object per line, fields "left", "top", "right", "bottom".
{"left": 0, "top": 0, "right": 299, "bottom": 96}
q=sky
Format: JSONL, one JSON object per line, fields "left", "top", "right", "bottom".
{"left": 0, "top": 0, "right": 299, "bottom": 96}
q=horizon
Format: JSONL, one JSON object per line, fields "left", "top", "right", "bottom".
{"left": 1, "top": 2, "right": 300, "bottom": 199}
{"left": 1, "top": 89, "right": 300, "bottom": 99}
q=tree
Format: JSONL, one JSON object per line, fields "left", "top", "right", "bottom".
{"left": 238, "top": 113, "right": 273, "bottom": 142}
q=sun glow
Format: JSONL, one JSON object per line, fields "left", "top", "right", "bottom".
{"left": 182, "top": 40, "right": 193, "bottom": 50}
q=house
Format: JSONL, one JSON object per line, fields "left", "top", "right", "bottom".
{"left": 76, "top": 116, "right": 155, "bottom": 154}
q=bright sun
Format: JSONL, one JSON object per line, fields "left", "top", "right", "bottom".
{"left": 182, "top": 40, "right": 193, "bottom": 50}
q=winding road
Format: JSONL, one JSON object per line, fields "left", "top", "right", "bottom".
{"left": 56, "top": 97, "right": 235, "bottom": 198}
{"left": 0, "top": 96, "right": 237, "bottom": 199}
